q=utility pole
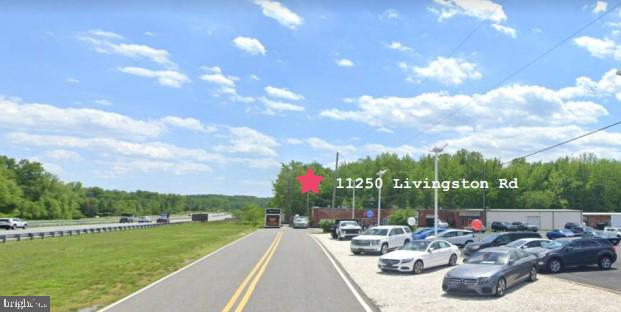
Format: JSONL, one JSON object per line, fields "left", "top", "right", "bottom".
{"left": 306, "top": 192, "right": 310, "bottom": 218}
{"left": 331, "top": 152, "right": 339, "bottom": 209}
{"left": 352, "top": 187, "right": 356, "bottom": 219}
{"left": 377, "top": 169, "right": 387, "bottom": 225}
{"left": 432, "top": 144, "right": 447, "bottom": 237}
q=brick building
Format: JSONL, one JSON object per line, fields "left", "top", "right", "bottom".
{"left": 311, "top": 207, "right": 399, "bottom": 227}
{"left": 416, "top": 209, "right": 483, "bottom": 228}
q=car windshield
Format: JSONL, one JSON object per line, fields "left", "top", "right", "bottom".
{"left": 479, "top": 234, "right": 500, "bottom": 243}
{"left": 402, "top": 241, "right": 430, "bottom": 251}
{"left": 340, "top": 221, "right": 357, "bottom": 227}
{"left": 506, "top": 240, "right": 527, "bottom": 248}
{"left": 465, "top": 251, "right": 509, "bottom": 265}
{"left": 541, "top": 241, "right": 563, "bottom": 249}
{"left": 363, "top": 228, "right": 388, "bottom": 236}
{"left": 0, "top": 218, "right": 9, "bottom": 222}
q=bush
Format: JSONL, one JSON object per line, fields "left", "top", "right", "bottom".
{"left": 388, "top": 208, "right": 416, "bottom": 230}
{"left": 319, "top": 219, "right": 335, "bottom": 233}
{"left": 233, "top": 204, "right": 264, "bottom": 227}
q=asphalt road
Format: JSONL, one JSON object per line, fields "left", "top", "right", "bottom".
{"left": 553, "top": 247, "right": 621, "bottom": 293}
{"left": 102, "top": 227, "right": 370, "bottom": 312}
{"left": 3, "top": 213, "right": 230, "bottom": 236}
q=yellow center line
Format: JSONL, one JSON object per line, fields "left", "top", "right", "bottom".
{"left": 234, "top": 230, "right": 283, "bottom": 312}
{"left": 220, "top": 231, "right": 283, "bottom": 312}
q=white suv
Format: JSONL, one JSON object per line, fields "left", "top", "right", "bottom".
{"left": 351, "top": 225, "right": 411, "bottom": 255}
{"left": 0, "top": 218, "right": 28, "bottom": 230}
{"left": 336, "top": 221, "right": 362, "bottom": 240}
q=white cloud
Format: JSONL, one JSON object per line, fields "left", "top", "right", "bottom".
{"left": 264, "top": 86, "right": 304, "bottom": 100}
{"left": 320, "top": 70, "right": 617, "bottom": 131}
{"left": 364, "top": 144, "right": 421, "bottom": 156}
{"left": 260, "top": 97, "right": 305, "bottom": 114}
{"left": 111, "top": 159, "right": 211, "bottom": 175}
{"left": 250, "top": 74, "right": 260, "bottom": 80}
{"left": 118, "top": 66, "right": 190, "bottom": 88}
{"left": 335, "top": 58, "right": 355, "bottom": 67}
{"left": 594, "top": 1, "right": 608, "bottom": 13}
{"left": 431, "top": 0, "right": 506, "bottom": 23}
{"left": 216, "top": 127, "right": 279, "bottom": 157}
{"left": 160, "top": 116, "right": 216, "bottom": 133}
{"left": 574, "top": 36, "right": 621, "bottom": 60}
{"left": 66, "top": 78, "right": 79, "bottom": 83}
{"left": 387, "top": 41, "right": 413, "bottom": 52}
{"left": 376, "top": 127, "right": 394, "bottom": 134}
{"left": 412, "top": 57, "right": 482, "bottom": 85}
{"left": 307, "top": 137, "right": 356, "bottom": 153}
{"left": 233, "top": 36, "right": 267, "bottom": 55}
{"left": 286, "top": 138, "right": 303, "bottom": 145}
{"left": 94, "top": 99, "right": 112, "bottom": 106}
{"left": 0, "top": 97, "right": 163, "bottom": 138}
{"left": 79, "top": 30, "right": 175, "bottom": 68}
{"left": 45, "top": 149, "right": 82, "bottom": 161}
{"left": 200, "top": 66, "right": 253, "bottom": 103}
{"left": 253, "top": 0, "right": 303, "bottom": 29}
{"left": 380, "top": 9, "right": 400, "bottom": 20}
{"left": 491, "top": 23, "right": 517, "bottom": 38}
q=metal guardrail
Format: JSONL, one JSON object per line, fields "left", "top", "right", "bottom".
{"left": 0, "top": 221, "right": 190, "bottom": 243}
{"left": 27, "top": 215, "right": 192, "bottom": 228}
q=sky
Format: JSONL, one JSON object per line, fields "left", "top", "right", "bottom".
{"left": 1, "top": 0, "right": 621, "bottom": 197}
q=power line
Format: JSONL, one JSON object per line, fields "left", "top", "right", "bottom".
{"left": 503, "top": 120, "right": 621, "bottom": 165}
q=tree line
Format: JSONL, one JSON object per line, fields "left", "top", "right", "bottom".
{"left": 271, "top": 150, "right": 621, "bottom": 217}
{"left": 0, "top": 155, "right": 269, "bottom": 220}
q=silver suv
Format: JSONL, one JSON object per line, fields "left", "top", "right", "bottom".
{"left": 0, "top": 218, "right": 28, "bottom": 230}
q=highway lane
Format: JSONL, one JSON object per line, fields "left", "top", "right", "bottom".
{"left": 3, "top": 213, "right": 231, "bottom": 237}
{"left": 102, "top": 227, "right": 371, "bottom": 312}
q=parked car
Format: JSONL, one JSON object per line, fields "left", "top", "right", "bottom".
{"left": 464, "top": 224, "right": 487, "bottom": 233}
{"left": 582, "top": 230, "right": 621, "bottom": 246}
{"left": 426, "top": 229, "right": 475, "bottom": 247}
{"left": 525, "top": 238, "right": 617, "bottom": 273}
{"left": 604, "top": 226, "right": 621, "bottom": 238}
{"left": 523, "top": 223, "right": 539, "bottom": 232}
{"left": 378, "top": 239, "right": 459, "bottom": 274}
{"left": 136, "top": 216, "right": 151, "bottom": 223}
{"left": 351, "top": 225, "right": 411, "bottom": 255}
{"left": 292, "top": 215, "right": 309, "bottom": 229}
{"left": 505, "top": 238, "right": 550, "bottom": 250}
{"left": 335, "top": 220, "right": 362, "bottom": 240}
{"left": 491, "top": 221, "right": 512, "bottom": 232}
{"left": 442, "top": 247, "right": 538, "bottom": 297}
{"left": 565, "top": 222, "right": 586, "bottom": 234}
{"left": 546, "top": 229, "right": 575, "bottom": 239}
{"left": 463, "top": 232, "right": 542, "bottom": 257}
{"left": 0, "top": 218, "right": 28, "bottom": 230}
{"left": 596, "top": 221, "right": 610, "bottom": 230}
{"left": 156, "top": 215, "right": 169, "bottom": 224}
{"left": 119, "top": 216, "right": 134, "bottom": 223}
{"left": 330, "top": 219, "right": 359, "bottom": 239}
{"left": 412, "top": 227, "right": 447, "bottom": 239}
{"left": 507, "top": 222, "right": 527, "bottom": 231}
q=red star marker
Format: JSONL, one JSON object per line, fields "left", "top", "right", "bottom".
{"left": 297, "top": 168, "right": 324, "bottom": 193}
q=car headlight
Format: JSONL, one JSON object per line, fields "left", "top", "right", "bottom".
{"left": 478, "top": 277, "right": 490, "bottom": 284}
{"left": 371, "top": 240, "right": 380, "bottom": 245}
{"left": 401, "top": 258, "right": 414, "bottom": 263}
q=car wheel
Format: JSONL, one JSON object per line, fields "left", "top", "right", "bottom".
{"left": 449, "top": 254, "right": 457, "bottom": 266}
{"left": 599, "top": 256, "right": 613, "bottom": 270}
{"left": 413, "top": 260, "right": 424, "bottom": 274}
{"left": 380, "top": 243, "right": 389, "bottom": 255}
{"left": 548, "top": 258, "right": 562, "bottom": 274}
{"left": 464, "top": 240, "right": 473, "bottom": 246}
{"left": 495, "top": 278, "right": 506, "bottom": 297}
{"left": 528, "top": 266, "right": 537, "bottom": 282}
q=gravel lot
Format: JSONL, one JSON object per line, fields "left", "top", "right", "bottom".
{"left": 314, "top": 233, "right": 621, "bottom": 312}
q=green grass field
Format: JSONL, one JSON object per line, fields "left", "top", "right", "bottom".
{"left": 0, "top": 221, "right": 256, "bottom": 312}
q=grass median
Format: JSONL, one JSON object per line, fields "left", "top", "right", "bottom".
{"left": 0, "top": 221, "right": 256, "bottom": 312}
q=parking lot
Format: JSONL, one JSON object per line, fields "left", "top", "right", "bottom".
{"left": 313, "top": 232, "right": 621, "bottom": 312}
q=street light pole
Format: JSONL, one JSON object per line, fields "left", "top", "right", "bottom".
{"left": 352, "top": 186, "right": 356, "bottom": 219}
{"left": 431, "top": 144, "right": 447, "bottom": 237}
{"left": 377, "top": 169, "right": 387, "bottom": 225}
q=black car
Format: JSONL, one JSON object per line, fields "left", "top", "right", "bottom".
{"left": 119, "top": 216, "right": 134, "bottom": 223}
{"left": 491, "top": 222, "right": 512, "bottom": 232}
{"left": 463, "top": 232, "right": 542, "bottom": 257}
{"left": 526, "top": 238, "right": 617, "bottom": 273}
{"left": 565, "top": 222, "right": 586, "bottom": 234}
{"left": 508, "top": 222, "right": 527, "bottom": 231}
{"left": 523, "top": 223, "right": 539, "bottom": 232}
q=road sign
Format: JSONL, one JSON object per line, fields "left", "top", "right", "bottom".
{"left": 366, "top": 210, "right": 374, "bottom": 218}
{"left": 407, "top": 217, "right": 417, "bottom": 227}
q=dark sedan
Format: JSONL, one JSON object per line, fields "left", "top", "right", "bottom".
{"left": 546, "top": 229, "right": 575, "bottom": 240}
{"left": 443, "top": 247, "right": 538, "bottom": 297}
{"left": 525, "top": 238, "right": 617, "bottom": 273}
{"left": 463, "top": 232, "right": 542, "bottom": 257}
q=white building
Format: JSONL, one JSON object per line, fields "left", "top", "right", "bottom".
{"left": 486, "top": 209, "right": 582, "bottom": 230}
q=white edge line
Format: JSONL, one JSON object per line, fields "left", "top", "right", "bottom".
{"left": 311, "top": 234, "right": 374, "bottom": 312}
{"left": 99, "top": 229, "right": 258, "bottom": 312}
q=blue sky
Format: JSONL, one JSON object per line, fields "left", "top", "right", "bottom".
{"left": 2, "top": 0, "right": 621, "bottom": 197}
